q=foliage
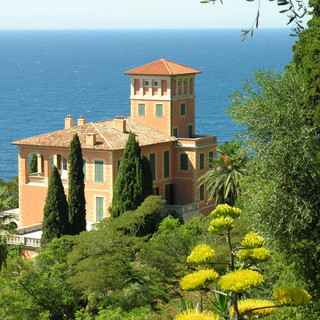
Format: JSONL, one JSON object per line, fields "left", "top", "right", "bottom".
{"left": 110, "top": 132, "right": 152, "bottom": 218}
{"left": 68, "top": 133, "right": 86, "bottom": 235}
{"left": 175, "top": 204, "right": 310, "bottom": 320}
{"left": 29, "top": 153, "right": 38, "bottom": 173}
{"left": 0, "top": 176, "right": 19, "bottom": 209}
{"left": 228, "top": 68, "right": 320, "bottom": 295}
{"left": 291, "top": 0, "right": 320, "bottom": 124}
{"left": 0, "top": 237, "right": 82, "bottom": 320}
{"left": 199, "top": 140, "right": 246, "bottom": 206}
{"left": 41, "top": 166, "right": 69, "bottom": 248}
{"left": 67, "top": 196, "right": 169, "bottom": 313}
{"left": 200, "top": 0, "right": 308, "bottom": 39}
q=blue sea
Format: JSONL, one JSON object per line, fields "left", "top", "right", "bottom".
{"left": 0, "top": 29, "right": 296, "bottom": 181}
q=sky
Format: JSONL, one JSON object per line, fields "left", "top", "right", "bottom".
{"left": 0, "top": 0, "right": 308, "bottom": 30}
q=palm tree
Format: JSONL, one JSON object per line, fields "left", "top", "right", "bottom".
{"left": 0, "top": 186, "right": 16, "bottom": 270}
{"left": 200, "top": 140, "right": 246, "bottom": 206}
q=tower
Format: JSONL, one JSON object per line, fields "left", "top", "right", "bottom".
{"left": 124, "top": 59, "right": 201, "bottom": 138}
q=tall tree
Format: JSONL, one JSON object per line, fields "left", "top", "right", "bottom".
{"left": 199, "top": 140, "right": 246, "bottom": 206}
{"left": 0, "top": 186, "right": 16, "bottom": 270}
{"left": 29, "top": 153, "right": 38, "bottom": 174}
{"left": 110, "top": 132, "right": 152, "bottom": 218}
{"left": 68, "top": 134, "right": 86, "bottom": 235}
{"left": 41, "top": 166, "right": 69, "bottom": 248}
{"left": 228, "top": 68, "right": 320, "bottom": 295}
{"left": 291, "top": 0, "right": 320, "bottom": 124}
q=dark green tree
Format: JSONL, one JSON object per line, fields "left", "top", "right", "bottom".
{"left": 291, "top": 0, "right": 320, "bottom": 124}
{"left": 29, "top": 153, "right": 38, "bottom": 174}
{"left": 228, "top": 68, "right": 320, "bottom": 295}
{"left": 68, "top": 134, "right": 86, "bottom": 235}
{"left": 110, "top": 132, "right": 152, "bottom": 218}
{"left": 41, "top": 166, "right": 69, "bottom": 248}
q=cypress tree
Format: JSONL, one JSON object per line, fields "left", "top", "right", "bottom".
{"left": 68, "top": 133, "right": 86, "bottom": 235}
{"left": 41, "top": 166, "right": 68, "bottom": 248}
{"left": 110, "top": 132, "right": 152, "bottom": 218}
{"left": 29, "top": 153, "right": 37, "bottom": 173}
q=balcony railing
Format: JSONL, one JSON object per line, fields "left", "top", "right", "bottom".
{"left": 166, "top": 202, "right": 200, "bottom": 220}
{"left": 28, "top": 173, "right": 45, "bottom": 184}
{"left": 5, "top": 235, "right": 40, "bottom": 248}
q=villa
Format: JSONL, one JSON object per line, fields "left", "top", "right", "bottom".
{"left": 12, "top": 59, "right": 217, "bottom": 230}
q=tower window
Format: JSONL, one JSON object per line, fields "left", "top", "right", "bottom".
{"left": 155, "top": 104, "right": 163, "bottom": 117}
{"left": 138, "top": 103, "right": 145, "bottom": 116}
{"left": 180, "top": 154, "right": 188, "bottom": 171}
{"left": 180, "top": 103, "right": 186, "bottom": 116}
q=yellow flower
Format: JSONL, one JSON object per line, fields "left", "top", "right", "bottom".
{"left": 187, "top": 244, "right": 215, "bottom": 265}
{"left": 230, "top": 299, "right": 275, "bottom": 317}
{"left": 208, "top": 216, "right": 234, "bottom": 234}
{"left": 218, "top": 269, "right": 264, "bottom": 293}
{"left": 241, "top": 232, "right": 265, "bottom": 248}
{"left": 174, "top": 309, "right": 219, "bottom": 320}
{"left": 210, "top": 204, "right": 242, "bottom": 219}
{"left": 180, "top": 269, "right": 219, "bottom": 291}
{"left": 238, "top": 247, "right": 271, "bottom": 263}
{"left": 274, "top": 285, "right": 311, "bottom": 306}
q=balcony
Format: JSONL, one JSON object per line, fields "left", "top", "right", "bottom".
{"left": 166, "top": 201, "right": 200, "bottom": 220}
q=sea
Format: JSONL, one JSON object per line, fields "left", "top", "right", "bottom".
{"left": 0, "top": 29, "right": 296, "bottom": 181}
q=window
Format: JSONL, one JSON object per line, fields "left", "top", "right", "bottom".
{"left": 164, "top": 151, "right": 169, "bottom": 178}
{"left": 180, "top": 103, "right": 186, "bottom": 116}
{"left": 155, "top": 104, "right": 163, "bottom": 117}
{"left": 209, "top": 151, "right": 214, "bottom": 168}
{"left": 143, "top": 80, "right": 149, "bottom": 86}
{"left": 153, "top": 80, "right": 158, "bottom": 87}
{"left": 83, "top": 159, "right": 87, "bottom": 181}
{"left": 200, "top": 184, "right": 205, "bottom": 201}
{"left": 96, "top": 197, "right": 104, "bottom": 222}
{"left": 173, "top": 128, "right": 178, "bottom": 137}
{"left": 188, "top": 125, "right": 193, "bottom": 138}
{"left": 177, "top": 80, "right": 181, "bottom": 87}
{"left": 153, "top": 187, "right": 159, "bottom": 195}
{"left": 138, "top": 103, "right": 145, "bottom": 116}
{"left": 180, "top": 153, "right": 188, "bottom": 171}
{"left": 62, "top": 156, "right": 67, "bottom": 171}
{"left": 200, "top": 153, "right": 205, "bottom": 170}
{"left": 150, "top": 153, "right": 156, "bottom": 181}
{"left": 94, "top": 160, "right": 104, "bottom": 183}
{"left": 117, "top": 159, "right": 121, "bottom": 170}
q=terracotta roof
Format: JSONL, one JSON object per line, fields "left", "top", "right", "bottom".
{"left": 12, "top": 118, "right": 176, "bottom": 151}
{"left": 124, "top": 59, "right": 202, "bottom": 76}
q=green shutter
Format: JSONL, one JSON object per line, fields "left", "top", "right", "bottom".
{"left": 94, "top": 160, "right": 104, "bottom": 183}
{"left": 164, "top": 151, "right": 169, "bottom": 178}
{"left": 155, "top": 104, "right": 163, "bottom": 117}
{"left": 180, "top": 154, "right": 188, "bottom": 171}
{"left": 181, "top": 103, "right": 186, "bottom": 116}
{"left": 209, "top": 151, "right": 214, "bottom": 168}
{"left": 200, "top": 153, "right": 205, "bottom": 170}
{"left": 138, "top": 103, "right": 145, "bottom": 116}
{"left": 200, "top": 184, "right": 205, "bottom": 201}
{"left": 96, "top": 197, "right": 104, "bottom": 222}
{"left": 150, "top": 153, "right": 156, "bottom": 181}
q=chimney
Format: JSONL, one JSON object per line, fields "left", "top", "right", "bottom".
{"left": 77, "top": 115, "right": 86, "bottom": 126}
{"left": 86, "top": 133, "right": 97, "bottom": 146}
{"left": 112, "top": 116, "right": 126, "bottom": 133}
{"left": 64, "top": 115, "right": 74, "bottom": 129}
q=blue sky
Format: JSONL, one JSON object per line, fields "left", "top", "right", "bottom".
{"left": 0, "top": 0, "right": 307, "bottom": 30}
